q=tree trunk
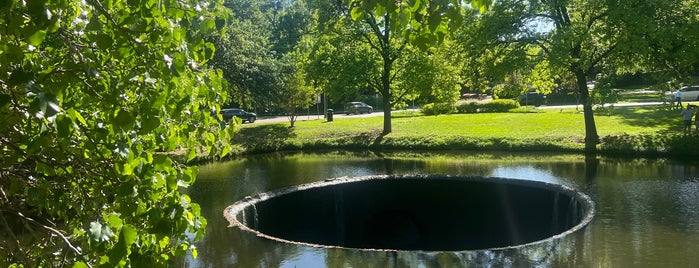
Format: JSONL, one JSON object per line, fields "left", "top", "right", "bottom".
{"left": 575, "top": 72, "right": 599, "bottom": 151}
{"left": 382, "top": 96, "right": 392, "bottom": 134}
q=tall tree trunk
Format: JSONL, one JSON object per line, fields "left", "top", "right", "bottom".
{"left": 381, "top": 53, "right": 393, "bottom": 134}
{"left": 380, "top": 13, "right": 393, "bottom": 135}
{"left": 382, "top": 94, "right": 392, "bottom": 134}
{"left": 575, "top": 72, "right": 599, "bottom": 151}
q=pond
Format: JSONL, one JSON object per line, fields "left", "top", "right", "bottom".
{"left": 178, "top": 151, "right": 699, "bottom": 267}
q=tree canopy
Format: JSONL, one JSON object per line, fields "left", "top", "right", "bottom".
{"left": 1, "top": 0, "right": 232, "bottom": 266}
{"left": 464, "top": 0, "right": 699, "bottom": 149}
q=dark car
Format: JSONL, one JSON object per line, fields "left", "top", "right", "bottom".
{"left": 344, "top": 102, "right": 374, "bottom": 115}
{"left": 220, "top": 108, "right": 257, "bottom": 123}
{"left": 516, "top": 92, "right": 547, "bottom": 106}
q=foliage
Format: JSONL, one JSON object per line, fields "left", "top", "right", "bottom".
{"left": 455, "top": 99, "right": 520, "bottom": 113}
{"left": 208, "top": 0, "right": 276, "bottom": 109}
{"left": 279, "top": 45, "right": 317, "bottom": 127}
{"left": 312, "top": 0, "right": 493, "bottom": 134}
{"left": 400, "top": 42, "right": 463, "bottom": 105}
{"left": 234, "top": 106, "right": 695, "bottom": 156}
{"left": 478, "top": 99, "right": 520, "bottom": 113}
{"left": 0, "top": 0, "right": 232, "bottom": 266}
{"left": 303, "top": 25, "right": 377, "bottom": 104}
{"left": 348, "top": 0, "right": 493, "bottom": 50}
{"left": 210, "top": 0, "right": 314, "bottom": 111}
{"left": 456, "top": 101, "right": 480, "bottom": 114}
{"left": 470, "top": 0, "right": 699, "bottom": 150}
{"left": 421, "top": 103, "right": 456, "bottom": 115}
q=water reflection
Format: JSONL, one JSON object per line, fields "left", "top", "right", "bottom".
{"left": 178, "top": 151, "right": 699, "bottom": 267}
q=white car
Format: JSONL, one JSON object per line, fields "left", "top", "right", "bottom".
{"left": 666, "top": 86, "right": 699, "bottom": 101}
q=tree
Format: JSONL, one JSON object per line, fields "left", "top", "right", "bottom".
{"left": 1, "top": 0, "right": 232, "bottom": 266}
{"left": 470, "top": 0, "right": 696, "bottom": 150}
{"left": 210, "top": 0, "right": 314, "bottom": 113}
{"left": 347, "top": 0, "right": 491, "bottom": 134}
{"left": 400, "top": 41, "right": 463, "bottom": 106}
{"left": 279, "top": 39, "right": 317, "bottom": 127}
{"left": 209, "top": 0, "right": 278, "bottom": 110}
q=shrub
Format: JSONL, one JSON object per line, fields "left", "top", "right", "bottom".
{"left": 456, "top": 101, "right": 480, "bottom": 113}
{"left": 456, "top": 99, "right": 520, "bottom": 113}
{"left": 421, "top": 102, "right": 456, "bottom": 115}
{"left": 480, "top": 99, "right": 521, "bottom": 112}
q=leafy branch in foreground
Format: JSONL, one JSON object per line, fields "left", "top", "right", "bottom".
{"left": 1, "top": 0, "right": 232, "bottom": 266}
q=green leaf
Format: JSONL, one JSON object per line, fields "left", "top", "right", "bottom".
{"left": 199, "top": 19, "right": 216, "bottom": 35}
{"left": 428, "top": 13, "right": 442, "bottom": 31}
{"left": 158, "top": 236, "right": 170, "bottom": 249}
{"left": 113, "top": 109, "right": 135, "bottom": 131}
{"left": 181, "top": 166, "right": 198, "bottom": 185}
{"left": 166, "top": 175, "right": 178, "bottom": 191}
{"left": 172, "top": 52, "right": 186, "bottom": 75}
{"left": 67, "top": 108, "right": 87, "bottom": 126}
{"left": 153, "top": 155, "right": 172, "bottom": 170}
{"left": 27, "top": 30, "right": 47, "bottom": 46}
{"left": 8, "top": 69, "right": 34, "bottom": 86}
{"left": 350, "top": 7, "right": 364, "bottom": 20}
{"left": 95, "top": 33, "right": 113, "bottom": 49}
{"left": 121, "top": 224, "right": 138, "bottom": 247}
{"left": 140, "top": 116, "right": 161, "bottom": 133}
{"left": 56, "top": 115, "right": 72, "bottom": 138}
{"left": 72, "top": 262, "right": 89, "bottom": 268}
{"left": 186, "top": 147, "right": 196, "bottom": 161}
{"left": 0, "top": 94, "right": 11, "bottom": 108}
{"left": 38, "top": 92, "right": 61, "bottom": 117}
{"left": 106, "top": 214, "right": 124, "bottom": 230}
{"left": 191, "top": 246, "right": 198, "bottom": 259}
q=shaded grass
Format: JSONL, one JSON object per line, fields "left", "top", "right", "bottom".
{"left": 233, "top": 106, "right": 699, "bottom": 157}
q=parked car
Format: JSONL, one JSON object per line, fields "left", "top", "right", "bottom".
{"left": 516, "top": 92, "right": 547, "bottom": 106}
{"left": 220, "top": 108, "right": 256, "bottom": 123}
{"left": 461, "top": 93, "right": 485, "bottom": 100}
{"left": 665, "top": 86, "right": 699, "bottom": 102}
{"left": 344, "top": 102, "right": 374, "bottom": 114}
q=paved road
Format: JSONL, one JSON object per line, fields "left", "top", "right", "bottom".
{"left": 256, "top": 110, "right": 392, "bottom": 123}
{"left": 254, "top": 102, "right": 670, "bottom": 124}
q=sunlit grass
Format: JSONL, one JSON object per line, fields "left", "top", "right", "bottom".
{"left": 235, "top": 105, "right": 697, "bottom": 156}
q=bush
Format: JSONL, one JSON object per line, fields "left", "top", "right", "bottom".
{"left": 481, "top": 99, "right": 521, "bottom": 112}
{"left": 456, "top": 101, "right": 479, "bottom": 113}
{"left": 421, "top": 102, "right": 456, "bottom": 115}
{"left": 455, "top": 99, "right": 520, "bottom": 113}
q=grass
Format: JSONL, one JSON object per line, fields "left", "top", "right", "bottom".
{"left": 231, "top": 105, "right": 699, "bottom": 157}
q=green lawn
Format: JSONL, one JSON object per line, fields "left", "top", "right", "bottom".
{"left": 233, "top": 105, "right": 699, "bottom": 157}
{"left": 279, "top": 107, "right": 676, "bottom": 137}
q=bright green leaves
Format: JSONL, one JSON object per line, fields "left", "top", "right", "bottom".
{"left": 181, "top": 166, "right": 198, "bottom": 186}
{"left": 350, "top": 6, "right": 365, "bottom": 20}
{"left": 349, "top": 0, "right": 492, "bottom": 51}
{"left": 2, "top": 0, "right": 231, "bottom": 265}
{"left": 27, "top": 30, "right": 47, "bottom": 46}
{"left": 199, "top": 18, "right": 217, "bottom": 35}
{"left": 153, "top": 155, "right": 173, "bottom": 171}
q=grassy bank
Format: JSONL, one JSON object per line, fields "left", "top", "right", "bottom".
{"left": 231, "top": 105, "right": 699, "bottom": 157}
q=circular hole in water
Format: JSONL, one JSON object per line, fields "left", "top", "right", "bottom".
{"left": 225, "top": 175, "right": 594, "bottom": 251}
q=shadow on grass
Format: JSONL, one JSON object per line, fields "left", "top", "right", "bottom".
{"left": 601, "top": 132, "right": 699, "bottom": 156}
{"left": 235, "top": 124, "right": 296, "bottom": 151}
{"left": 601, "top": 106, "right": 679, "bottom": 133}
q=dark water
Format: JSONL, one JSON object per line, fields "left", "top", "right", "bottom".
{"left": 178, "top": 151, "right": 699, "bottom": 267}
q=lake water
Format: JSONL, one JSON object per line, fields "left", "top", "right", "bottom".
{"left": 178, "top": 151, "right": 699, "bottom": 267}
